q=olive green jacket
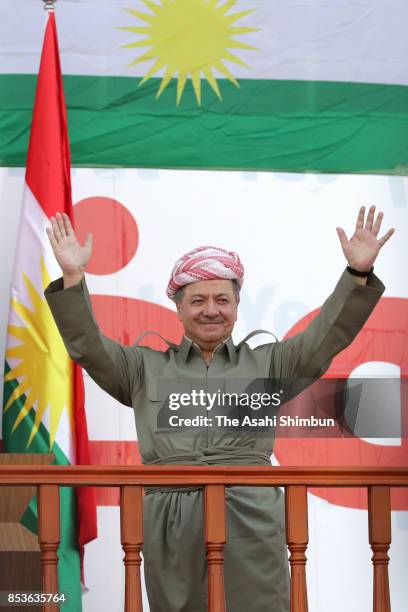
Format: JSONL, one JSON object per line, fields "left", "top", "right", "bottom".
{"left": 44, "top": 269, "right": 384, "bottom": 612}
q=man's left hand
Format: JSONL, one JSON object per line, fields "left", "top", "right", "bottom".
{"left": 336, "top": 205, "right": 394, "bottom": 271}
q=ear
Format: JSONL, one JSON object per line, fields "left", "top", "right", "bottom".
{"left": 176, "top": 302, "right": 183, "bottom": 321}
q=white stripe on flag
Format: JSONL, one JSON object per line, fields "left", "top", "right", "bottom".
{"left": 0, "top": 0, "right": 407, "bottom": 86}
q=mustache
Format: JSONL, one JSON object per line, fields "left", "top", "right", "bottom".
{"left": 197, "top": 318, "right": 224, "bottom": 323}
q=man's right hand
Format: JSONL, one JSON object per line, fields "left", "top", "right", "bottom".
{"left": 46, "top": 212, "right": 93, "bottom": 288}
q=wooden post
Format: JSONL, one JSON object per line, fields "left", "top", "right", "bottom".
{"left": 204, "top": 485, "right": 226, "bottom": 612}
{"left": 120, "top": 485, "right": 144, "bottom": 612}
{"left": 285, "top": 485, "right": 309, "bottom": 612}
{"left": 368, "top": 486, "right": 391, "bottom": 612}
{"left": 38, "top": 484, "right": 60, "bottom": 612}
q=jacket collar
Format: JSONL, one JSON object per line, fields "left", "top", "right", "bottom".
{"left": 178, "top": 335, "right": 237, "bottom": 365}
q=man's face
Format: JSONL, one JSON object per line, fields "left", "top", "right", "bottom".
{"left": 176, "top": 279, "right": 238, "bottom": 348}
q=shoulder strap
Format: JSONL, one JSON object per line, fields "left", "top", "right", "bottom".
{"left": 237, "top": 329, "right": 279, "bottom": 348}
{"left": 135, "top": 329, "right": 279, "bottom": 350}
{"left": 133, "top": 330, "right": 179, "bottom": 350}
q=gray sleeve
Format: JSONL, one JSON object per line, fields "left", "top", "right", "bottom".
{"left": 44, "top": 277, "right": 143, "bottom": 407}
{"left": 270, "top": 269, "right": 385, "bottom": 379}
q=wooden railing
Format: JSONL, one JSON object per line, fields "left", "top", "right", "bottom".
{"left": 1, "top": 465, "right": 407, "bottom": 612}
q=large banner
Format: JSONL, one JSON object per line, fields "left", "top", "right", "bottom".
{"left": 1, "top": 1, "right": 407, "bottom": 173}
{"left": 1, "top": 166, "right": 407, "bottom": 611}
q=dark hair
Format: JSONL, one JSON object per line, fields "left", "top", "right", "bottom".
{"left": 173, "top": 279, "right": 240, "bottom": 304}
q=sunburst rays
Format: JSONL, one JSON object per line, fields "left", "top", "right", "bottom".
{"left": 121, "top": 0, "right": 258, "bottom": 105}
{"left": 4, "top": 258, "right": 73, "bottom": 448}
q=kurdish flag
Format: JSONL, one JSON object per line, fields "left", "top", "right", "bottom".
{"left": 0, "top": 0, "right": 407, "bottom": 175}
{"left": 2, "top": 10, "right": 96, "bottom": 611}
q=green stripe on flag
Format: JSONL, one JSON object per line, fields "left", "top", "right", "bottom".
{"left": 3, "top": 362, "right": 82, "bottom": 612}
{"left": 1, "top": 75, "right": 407, "bottom": 174}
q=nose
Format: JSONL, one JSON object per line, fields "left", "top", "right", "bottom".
{"left": 203, "top": 299, "right": 218, "bottom": 317}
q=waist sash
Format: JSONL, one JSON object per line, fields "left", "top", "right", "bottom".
{"left": 144, "top": 446, "right": 271, "bottom": 494}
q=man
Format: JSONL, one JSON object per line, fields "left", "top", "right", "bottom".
{"left": 45, "top": 206, "right": 393, "bottom": 611}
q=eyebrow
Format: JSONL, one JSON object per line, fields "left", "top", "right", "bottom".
{"left": 190, "top": 293, "right": 231, "bottom": 299}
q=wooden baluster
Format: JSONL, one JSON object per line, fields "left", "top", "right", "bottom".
{"left": 120, "top": 485, "right": 144, "bottom": 612}
{"left": 38, "top": 484, "right": 60, "bottom": 612}
{"left": 204, "top": 485, "right": 226, "bottom": 612}
{"left": 368, "top": 486, "right": 391, "bottom": 612}
{"left": 285, "top": 485, "right": 309, "bottom": 612}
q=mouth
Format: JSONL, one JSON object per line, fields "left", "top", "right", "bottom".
{"left": 199, "top": 322, "right": 223, "bottom": 325}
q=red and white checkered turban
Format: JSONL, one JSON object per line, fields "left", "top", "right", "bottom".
{"left": 166, "top": 246, "right": 244, "bottom": 300}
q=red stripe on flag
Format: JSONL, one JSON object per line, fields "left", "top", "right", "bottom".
{"left": 25, "top": 13, "right": 71, "bottom": 217}
{"left": 74, "top": 365, "right": 98, "bottom": 540}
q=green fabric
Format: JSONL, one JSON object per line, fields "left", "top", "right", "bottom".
{"left": 44, "top": 269, "right": 384, "bottom": 611}
{"left": 1, "top": 74, "right": 407, "bottom": 174}
{"left": 2, "top": 368, "right": 82, "bottom": 612}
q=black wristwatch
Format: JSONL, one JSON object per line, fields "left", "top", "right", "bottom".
{"left": 346, "top": 265, "right": 374, "bottom": 278}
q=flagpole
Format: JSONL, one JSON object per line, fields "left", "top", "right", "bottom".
{"left": 43, "top": 0, "right": 56, "bottom": 12}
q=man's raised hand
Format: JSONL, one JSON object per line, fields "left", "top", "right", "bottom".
{"left": 46, "top": 212, "right": 93, "bottom": 284}
{"left": 336, "top": 205, "right": 394, "bottom": 272}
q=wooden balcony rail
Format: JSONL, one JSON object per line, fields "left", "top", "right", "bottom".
{"left": 38, "top": 485, "right": 60, "bottom": 612}
{"left": 286, "top": 486, "right": 308, "bottom": 612}
{"left": 1, "top": 466, "right": 407, "bottom": 612}
{"left": 205, "top": 485, "right": 227, "bottom": 612}
{"left": 120, "top": 486, "right": 144, "bottom": 612}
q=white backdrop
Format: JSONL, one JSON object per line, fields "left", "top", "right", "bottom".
{"left": 1, "top": 167, "right": 407, "bottom": 611}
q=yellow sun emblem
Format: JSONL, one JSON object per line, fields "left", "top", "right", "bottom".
{"left": 4, "top": 259, "right": 73, "bottom": 449}
{"left": 121, "top": 0, "right": 258, "bottom": 105}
